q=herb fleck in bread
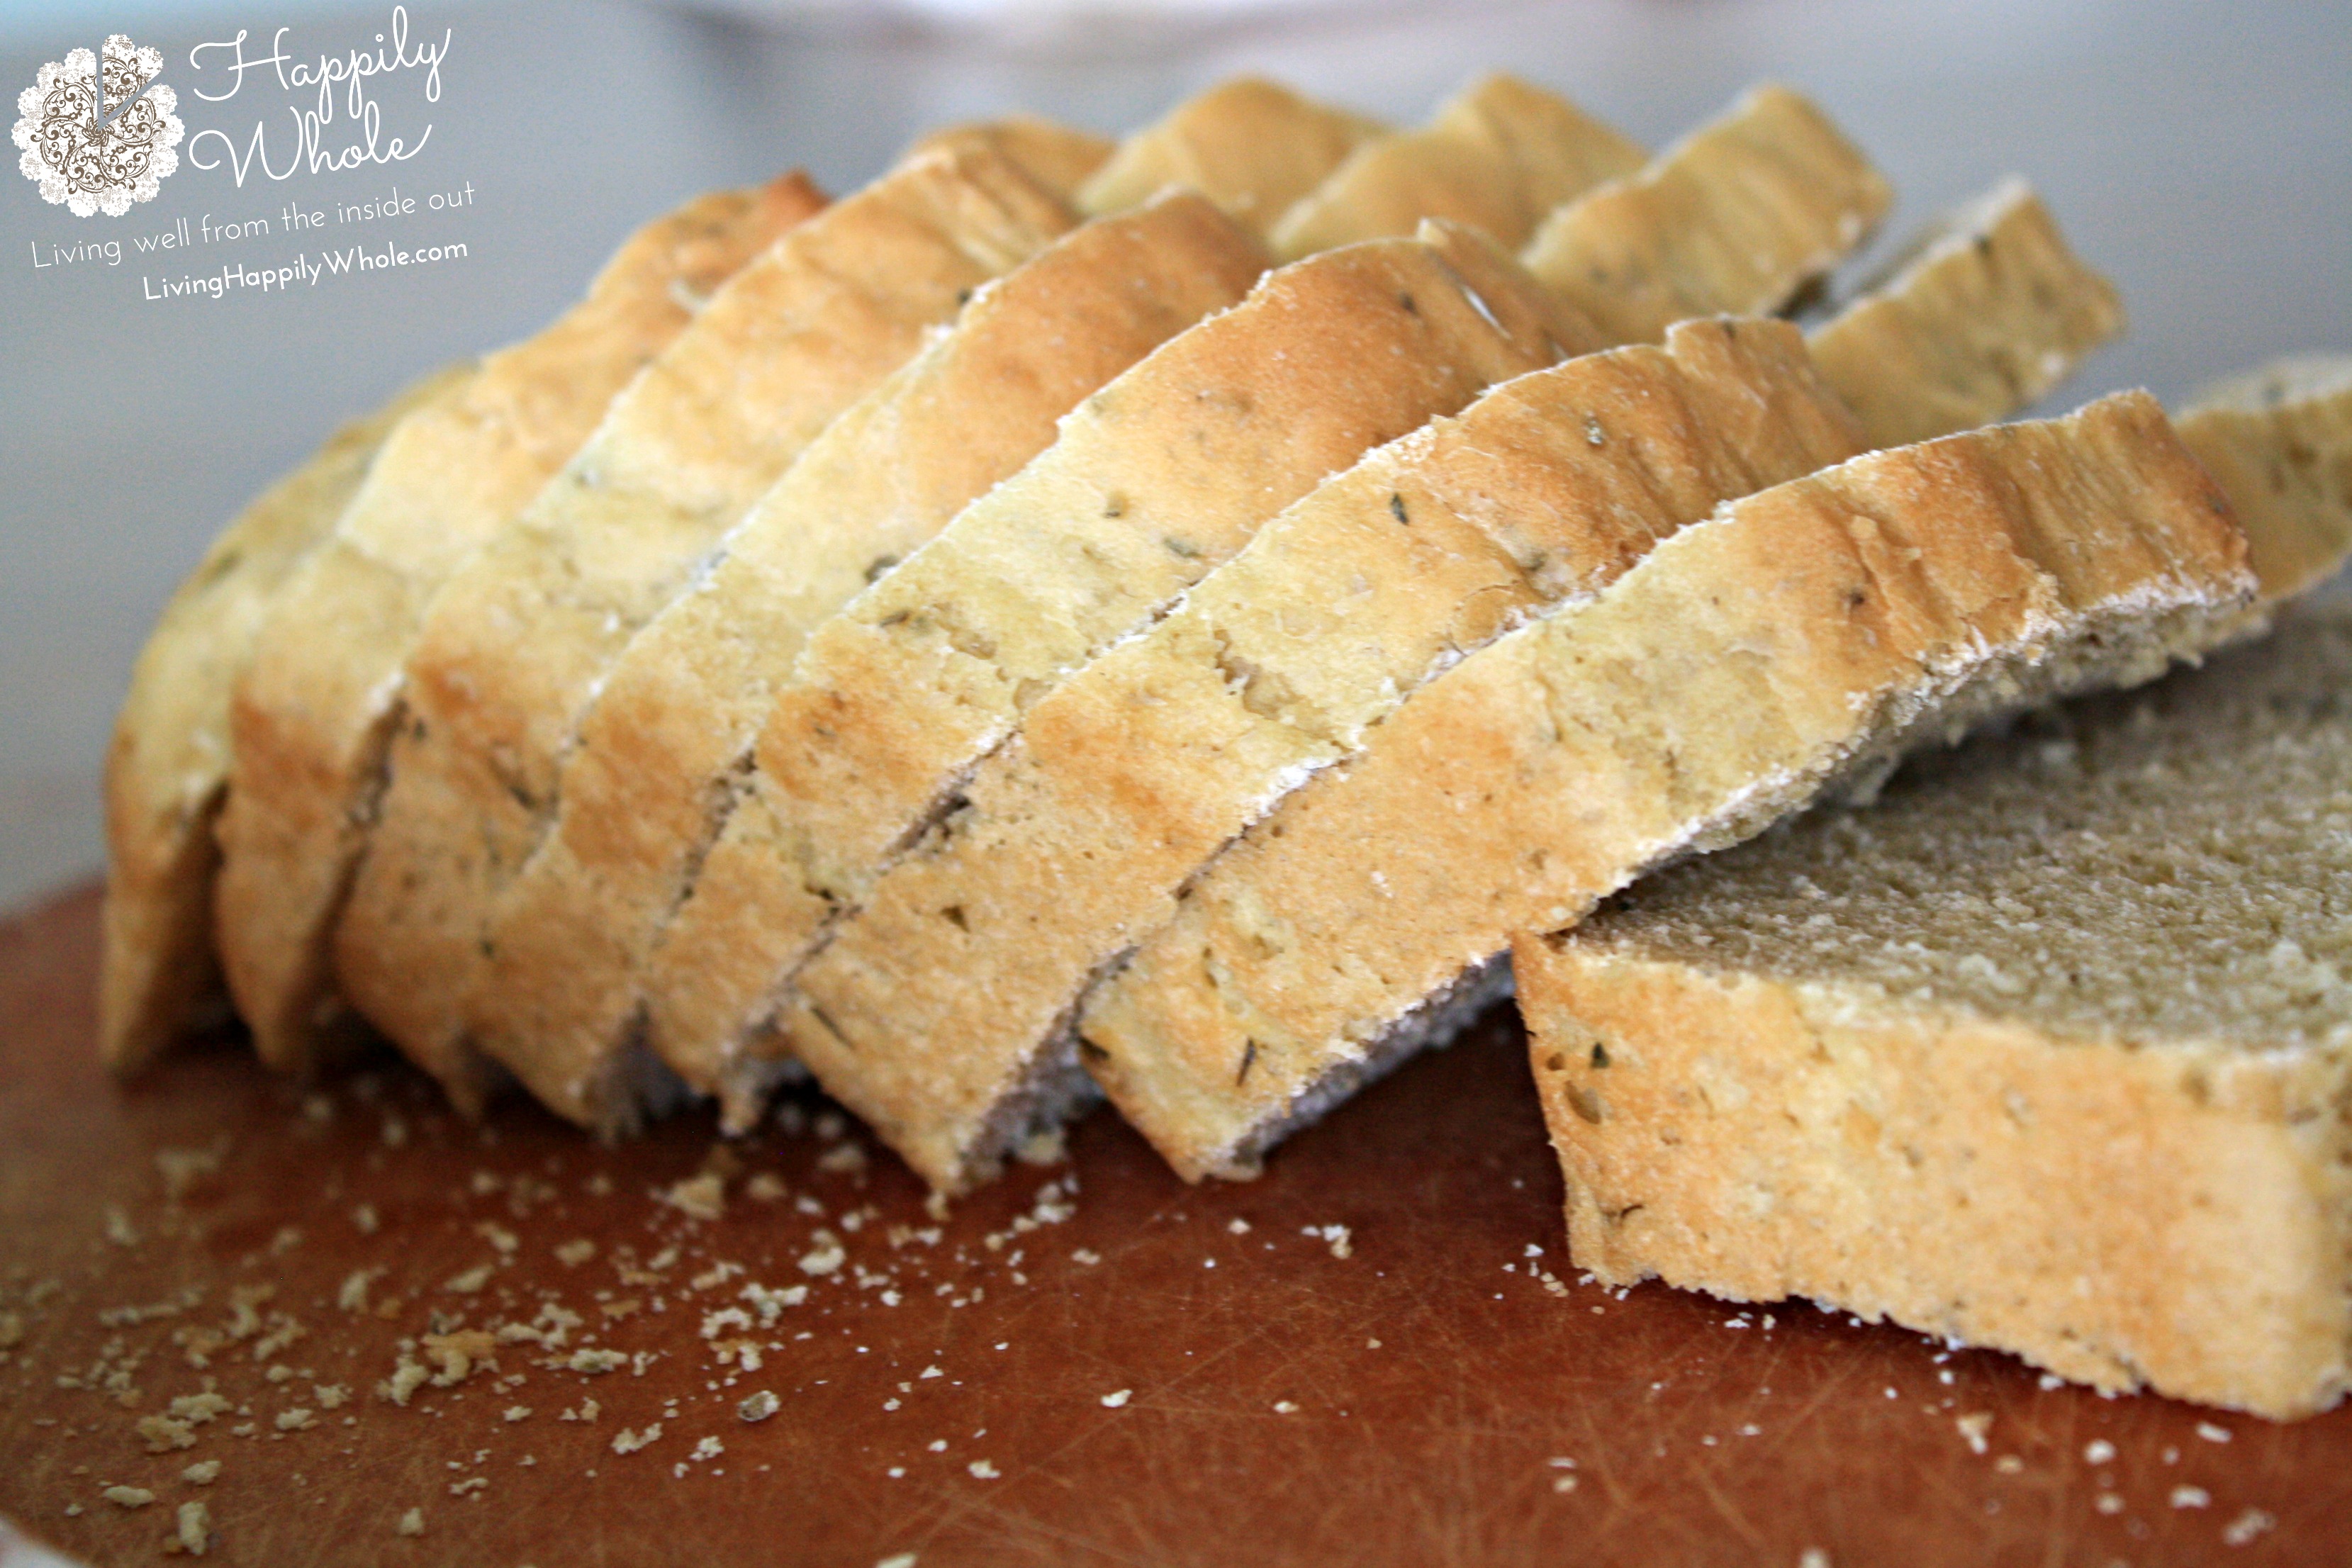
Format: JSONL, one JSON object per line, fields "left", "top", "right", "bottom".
{"left": 642, "top": 220, "right": 1601, "bottom": 1125}
{"left": 209, "top": 172, "right": 824, "bottom": 1073}
{"left": 778, "top": 179, "right": 2123, "bottom": 1192}
{"left": 1269, "top": 73, "right": 1643, "bottom": 259}
{"left": 1080, "top": 391, "right": 2258, "bottom": 1181}
{"left": 1522, "top": 84, "right": 1891, "bottom": 344}
{"left": 1076, "top": 77, "right": 1384, "bottom": 232}
{"left": 462, "top": 194, "right": 1272, "bottom": 1127}
{"left": 1516, "top": 600, "right": 2352, "bottom": 1419}
{"left": 99, "top": 359, "right": 474, "bottom": 1070}
{"left": 329, "top": 133, "right": 1102, "bottom": 1104}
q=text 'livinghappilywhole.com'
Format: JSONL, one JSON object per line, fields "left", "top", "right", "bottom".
{"left": 142, "top": 239, "right": 469, "bottom": 300}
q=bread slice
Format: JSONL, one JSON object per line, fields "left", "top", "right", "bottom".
{"left": 1076, "top": 77, "right": 1385, "bottom": 233}
{"left": 1805, "top": 179, "right": 2124, "bottom": 450}
{"left": 1522, "top": 84, "right": 1891, "bottom": 344}
{"left": 788, "top": 181, "right": 2126, "bottom": 1193}
{"left": 788, "top": 319, "right": 1863, "bottom": 1190}
{"left": 639, "top": 221, "right": 1601, "bottom": 1126}
{"left": 2175, "top": 356, "right": 2352, "bottom": 600}
{"left": 1080, "top": 392, "right": 2259, "bottom": 1181}
{"left": 209, "top": 173, "right": 825, "bottom": 1073}
{"left": 1268, "top": 73, "right": 1643, "bottom": 259}
{"left": 326, "top": 133, "right": 1101, "bottom": 1103}
{"left": 461, "top": 194, "right": 1271, "bottom": 1126}
{"left": 1514, "top": 597, "right": 2352, "bottom": 1419}
{"left": 98, "top": 360, "right": 475, "bottom": 1070}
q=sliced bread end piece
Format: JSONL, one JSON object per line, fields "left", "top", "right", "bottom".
{"left": 1517, "top": 607, "right": 2352, "bottom": 1419}
{"left": 2178, "top": 354, "right": 2352, "bottom": 602}
{"left": 1080, "top": 390, "right": 2256, "bottom": 1182}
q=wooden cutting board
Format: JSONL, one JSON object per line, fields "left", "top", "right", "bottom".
{"left": 5, "top": 883, "right": 2348, "bottom": 1567}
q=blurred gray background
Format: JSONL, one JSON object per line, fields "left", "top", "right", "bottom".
{"left": 1, "top": 0, "right": 2347, "bottom": 914}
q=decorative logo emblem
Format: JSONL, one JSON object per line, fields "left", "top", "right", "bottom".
{"left": 14, "top": 35, "right": 184, "bottom": 217}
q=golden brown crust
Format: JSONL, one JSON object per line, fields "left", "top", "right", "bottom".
{"left": 639, "top": 224, "right": 1601, "bottom": 1151}
{"left": 211, "top": 174, "right": 824, "bottom": 1075}
{"left": 1075, "top": 77, "right": 1384, "bottom": 232}
{"left": 1270, "top": 73, "right": 1643, "bottom": 259}
{"left": 328, "top": 140, "right": 1084, "bottom": 1104}
{"left": 1513, "top": 936, "right": 2352, "bottom": 1419}
{"left": 2178, "top": 355, "right": 2352, "bottom": 600}
{"left": 794, "top": 319, "right": 1866, "bottom": 1192}
{"left": 99, "top": 360, "right": 474, "bottom": 1071}
{"left": 460, "top": 194, "right": 1272, "bottom": 1127}
{"left": 1523, "top": 84, "right": 1892, "bottom": 345}
{"left": 1078, "top": 393, "right": 2255, "bottom": 1181}
{"left": 1808, "top": 180, "right": 2124, "bottom": 450}
{"left": 903, "top": 115, "right": 1113, "bottom": 203}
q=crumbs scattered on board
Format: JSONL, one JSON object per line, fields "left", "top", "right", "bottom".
{"left": 0, "top": 1064, "right": 2296, "bottom": 1561}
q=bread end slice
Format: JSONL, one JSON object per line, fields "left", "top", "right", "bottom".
{"left": 2178, "top": 354, "right": 2352, "bottom": 602}
{"left": 1517, "top": 607, "right": 2352, "bottom": 1418}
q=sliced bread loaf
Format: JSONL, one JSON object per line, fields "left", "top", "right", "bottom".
{"left": 641, "top": 221, "right": 1600, "bottom": 1124}
{"left": 461, "top": 194, "right": 1271, "bottom": 1126}
{"left": 1079, "top": 392, "right": 2260, "bottom": 1181}
{"left": 787, "top": 182, "right": 2124, "bottom": 1194}
{"left": 1516, "top": 595, "right": 2352, "bottom": 1419}
{"left": 788, "top": 318, "right": 1864, "bottom": 1190}
{"left": 210, "top": 172, "right": 825, "bottom": 1073}
{"left": 1075, "top": 77, "right": 1385, "bottom": 233}
{"left": 327, "top": 133, "right": 1099, "bottom": 1104}
{"left": 1267, "top": 73, "right": 1643, "bottom": 259}
{"left": 2174, "top": 355, "right": 2352, "bottom": 599}
{"left": 1522, "top": 84, "right": 1891, "bottom": 344}
{"left": 99, "top": 359, "right": 474, "bottom": 1070}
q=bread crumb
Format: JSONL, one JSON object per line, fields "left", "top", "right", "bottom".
{"left": 352, "top": 1204, "right": 379, "bottom": 1236}
{"left": 1071, "top": 1249, "right": 1100, "bottom": 1267}
{"left": 381, "top": 1358, "right": 430, "bottom": 1406}
{"left": 1303, "top": 1224, "right": 1352, "bottom": 1260}
{"left": 136, "top": 1415, "right": 198, "bottom": 1452}
{"left": 663, "top": 1174, "right": 726, "bottom": 1222}
{"left": 2095, "top": 1494, "right": 2124, "bottom": 1516}
{"left": 559, "top": 1399, "right": 599, "bottom": 1422}
{"left": 744, "top": 1173, "right": 788, "bottom": 1202}
{"left": 797, "top": 1238, "right": 846, "bottom": 1277}
{"left": 503, "top": 1406, "right": 532, "bottom": 1423}
{"left": 2197, "top": 1421, "right": 2234, "bottom": 1444}
{"left": 181, "top": 1461, "right": 221, "bottom": 1486}
{"left": 966, "top": 1460, "right": 999, "bottom": 1479}
{"left": 1226, "top": 1218, "right": 1250, "bottom": 1236}
{"left": 173, "top": 1498, "right": 211, "bottom": 1555}
{"left": 554, "top": 1239, "right": 598, "bottom": 1267}
{"left": 155, "top": 1146, "right": 223, "bottom": 1202}
{"left": 1014, "top": 1126, "right": 1065, "bottom": 1167}
{"left": 314, "top": 1383, "right": 349, "bottom": 1410}
{"left": 1994, "top": 1455, "right": 2024, "bottom": 1475}
{"left": 422, "top": 1330, "right": 498, "bottom": 1386}
{"left": 875, "top": 1555, "right": 917, "bottom": 1568}
{"left": 1100, "top": 1389, "right": 1131, "bottom": 1409}
{"left": 396, "top": 1507, "right": 425, "bottom": 1537}
{"left": 2172, "top": 1486, "right": 2212, "bottom": 1509}
{"left": 336, "top": 1269, "right": 383, "bottom": 1314}
{"left": 441, "top": 1265, "right": 493, "bottom": 1295}
{"left": 1955, "top": 1412, "right": 1992, "bottom": 1455}
{"left": 2083, "top": 1440, "right": 2116, "bottom": 1465}
{"left": 105, "top": 1207, "right": 139, "bottom": 1246}
{"left": 1272, "top": 1401, "right": 1299, "bottom": 1415}
{"left": 739, "top": 1391, "right": 780, "bottom": 1423}
{"left": 817, "top": 1143, "right": 868, "bottom": 1175}
{"left": 274, "top": 1408, "right": 316, "bottom": 1432}
{"left": 1552, "top": 1474, "right": 1578, "bottom": 1494}
{"left": 692, "top": 1437, "right": 724, "bottom": 1462}
{"left": 449, "top": 1478, "right": 488, "bottom": 1498}
{"left": 103, "top": 1485, "right": 156, "bottom": 1508}
{"left": 610, "top": 1423, "right": 662, "bottom": 1455}
{"left": 2222, "top": 1508, "right": 2276, "bottom": 1546}
{"left": 563, "top": 1349, "right": 627, "bottom": 1375}
{"left": 1798, "top": 1551, "right": 1830, "bottom": 1568}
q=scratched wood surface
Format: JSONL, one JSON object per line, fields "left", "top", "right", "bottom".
{"left": 5, "top": 883, "right": 2349, "bottom": 1567}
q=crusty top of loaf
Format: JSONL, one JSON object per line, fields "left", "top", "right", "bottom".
{"left": 1567, "top": 607, "right": 2352, "bottom": 1054}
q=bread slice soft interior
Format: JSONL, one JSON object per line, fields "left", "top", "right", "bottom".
{"left": 1517, "top": 600, "right": 2352, "bottom": 1419}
